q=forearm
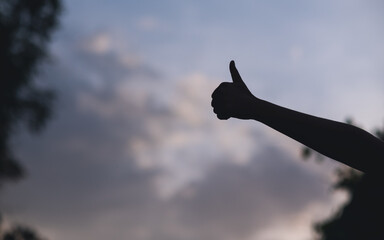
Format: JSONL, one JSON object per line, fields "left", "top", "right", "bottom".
{"left": 251, "top": 99, "right": 384, "bottom": 174}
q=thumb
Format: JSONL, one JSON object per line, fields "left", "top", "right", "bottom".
{"left": 229, "top": 60, "right": 250, "bottom": 91}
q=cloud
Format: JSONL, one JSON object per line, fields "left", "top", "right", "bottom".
{"left": 1, "top": 29, "right": 162, "bottom": 229}
{"left": 136, "top": 16, "right": 161, "bottom": 31}
{"left": 126, "top": 73, "right": 267, "bottom": 198}
{"left": 1, "top": 29, "right": 346, "bottom": 240}
{"left": 81, "top": 32, "right": 112, "bottom": 54}
{"left": 163, "top": 145, "right": 343, "bottom": 240}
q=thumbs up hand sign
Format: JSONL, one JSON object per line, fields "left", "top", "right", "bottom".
{"left": 211, "top": 61, "right": 259, "bottom": 120}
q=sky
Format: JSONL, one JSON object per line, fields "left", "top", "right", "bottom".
{"left": 1, "top": 1, "right": 384, "bottom": 240}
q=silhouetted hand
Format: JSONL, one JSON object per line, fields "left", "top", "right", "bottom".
{"left": 211, "top": 61, "right": 258, "bottom": 120}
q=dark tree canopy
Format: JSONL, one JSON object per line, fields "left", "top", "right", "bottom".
{"left": 0, "top": 0, "right": 61, "bottom": 184}
{"left": 2, "top": 225, "right": 47, "bottom": 240}
{"left": 304, "top": 126, "right": 384, "bottom": 240}
{"left": 1, "top": 1, "right": 61, "bottom": 238}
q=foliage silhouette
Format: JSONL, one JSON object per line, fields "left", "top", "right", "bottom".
{"left": 0, "top": 0, "right": 61, "bottom": 239}
{"left": 303, "top": 125, "right": 384, "bottom": 240}
{"left": 0, "top": 0, "right": 61, "bottom": 184}
{"left": 1, "top": 225, "right": 47, "bottom": 240}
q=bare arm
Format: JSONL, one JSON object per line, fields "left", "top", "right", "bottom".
{"left": 211, "top": 61, "right": 384, "bottom": 174}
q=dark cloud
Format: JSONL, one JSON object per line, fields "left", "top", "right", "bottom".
{"left": 164, "top": 145, "right": 330, "bottom": 240}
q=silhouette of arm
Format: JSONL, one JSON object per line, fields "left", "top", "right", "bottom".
{"left": 211, "top": 61, "right": 384, "bottom": 174}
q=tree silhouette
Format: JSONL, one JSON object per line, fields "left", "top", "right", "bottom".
{"left": 1, "top": 225, "right": 47, "bottom": 240}
{"left": 303, "top": 122, "right": 384, "bottom": 240}
{"left": 0, "top": 0, "right": 61, "bottom": 239}
{"left": 0, "top": 0, "right": 61, "bottom": 183}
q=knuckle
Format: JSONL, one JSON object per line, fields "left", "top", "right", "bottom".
{"left": 212, "top": 82, "right": 233, "bottom": 99}
{"left": 217, "top": 114, "right": 230, "bottom": 120}
{"left": 211, "top": 98, "right": 219, "bottom": 108}
{"left": 213, "top": 106, "right": 223, "bottom": 115}
{"left": 219, "top": 82, "right": 232, "bottom": 88}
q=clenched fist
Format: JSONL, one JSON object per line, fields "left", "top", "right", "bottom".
{"left": 211, "top": 61, "right": 259, "bottom": 120}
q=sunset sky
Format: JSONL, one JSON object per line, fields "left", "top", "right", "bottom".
{"left": 2, "top": 1, "right": 384, "bottom": 240}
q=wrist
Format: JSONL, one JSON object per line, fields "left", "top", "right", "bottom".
{"left": 248, "top": 97, "right": 268, "bottom": 121}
